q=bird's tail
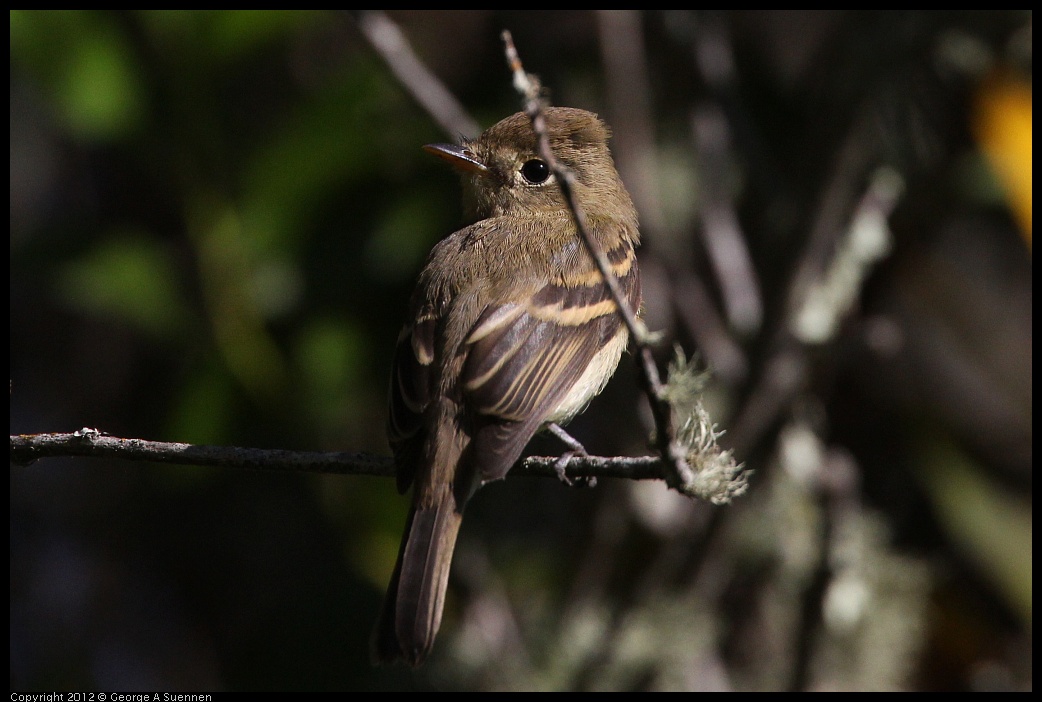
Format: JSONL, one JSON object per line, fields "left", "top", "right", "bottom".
{"left": 371, "top": 486, "right": 464, "bottom": 666}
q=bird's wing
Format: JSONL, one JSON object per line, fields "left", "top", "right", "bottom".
{"left": 387, "top": 308, "right": 437, "bottom": 493}
{"left": 389, "top": 231, "right": 640, "bottom": 490}
{"left": 460, "top": 242, "right": 640, "bottom": 481}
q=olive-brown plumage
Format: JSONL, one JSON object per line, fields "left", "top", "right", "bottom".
{"left": 373, "top": 108, "right": 641, "bottom": 665}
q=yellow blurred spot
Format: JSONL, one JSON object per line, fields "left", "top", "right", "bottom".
{"left": 974, "top": 72, "right": 1032, "bottom": 247}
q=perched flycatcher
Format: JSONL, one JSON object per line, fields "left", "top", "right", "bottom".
{"left": 373, "top": 107, "right": 641, "bottom": 665}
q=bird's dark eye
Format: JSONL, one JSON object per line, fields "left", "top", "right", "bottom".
{"left": 520, "top": 159, "right": 551, "bottom": 184}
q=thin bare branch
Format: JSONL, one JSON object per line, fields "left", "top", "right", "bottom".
{"left": 691, "top": 104, "right": 763, "bottom": 336}
{"left": 595, "top": 10, "right": 665, "bottom": 237}
{"left": 352, "top": 11, "right": 481, "bottom": 140}
{"left": 727, "top": 136, "right": 901, "bottom": 456}
{"left": 9, "top": 429, "right": 392, "bottom": 476}
{"left": 8, "top": 430, "right": 671, "bottom": 482}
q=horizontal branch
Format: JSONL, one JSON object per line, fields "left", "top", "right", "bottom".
{"left": 8, "top": 430, "right": 666, "bottom": 482}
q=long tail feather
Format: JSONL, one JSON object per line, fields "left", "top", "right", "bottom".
{"left": 372, "top": 490, "right": 464, "bottom": 666}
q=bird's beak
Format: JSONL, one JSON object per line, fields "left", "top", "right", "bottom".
{"left": 423, "top": 143, "right": 489, "bottom": 175}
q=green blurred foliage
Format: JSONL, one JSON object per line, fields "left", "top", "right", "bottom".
{"left": 56, "top": 231, "right": 194, "bottom": 340}
{"left": 11, "top": 10, "right": 145, "bottom": 141}
{"left": 11, "top": 9, "right": 444, "bottom": 450}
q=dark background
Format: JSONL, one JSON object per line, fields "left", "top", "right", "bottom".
{"left": 10, "top": 10, "right": 1031, "bottom": 691}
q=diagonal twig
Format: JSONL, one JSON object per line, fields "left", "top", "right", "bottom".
{"left": 351, "top": 10, "right": 481, "bottom": 140}
{"left": 501, "top": 31, "right": 696, "bottom": 494}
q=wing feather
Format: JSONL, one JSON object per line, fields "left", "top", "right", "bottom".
{"left": 388, "top": 234, "right": 640, "bottom": 487}
{"left": 461, "top": 249, "right": 640, "bottom": 480}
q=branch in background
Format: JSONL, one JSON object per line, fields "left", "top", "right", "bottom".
{"left": 595, "top": 10, "right": 665, "bottom": 237}
{"left": 726, "top": 110, "right": 881, "bottom": 456}
{"left": 691, "top": 104, "right": 763, "bottom": 336}
{"left": 687, "top": 13, "right": 763, "bottom": 338}
{"left": 596, "top": 11, "right": 746, "bottom": 377}
{"left": 784, "top": 112, "right": 878, "bottom": 326}
{"left": 351, "top": 10, "right": 481, "bottom": 140}
{"left": 598, "top": 11, "right": 753, "bottom": 384}
{"left": 727, "top": 160, "right": 903, "bottom": 456}
{"left": 791, "top": 167, "right": 902, "bottom": 344}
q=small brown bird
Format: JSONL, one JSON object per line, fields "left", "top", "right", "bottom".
{"left": 372, "top": 107, "right": 641, "bottom": 665}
